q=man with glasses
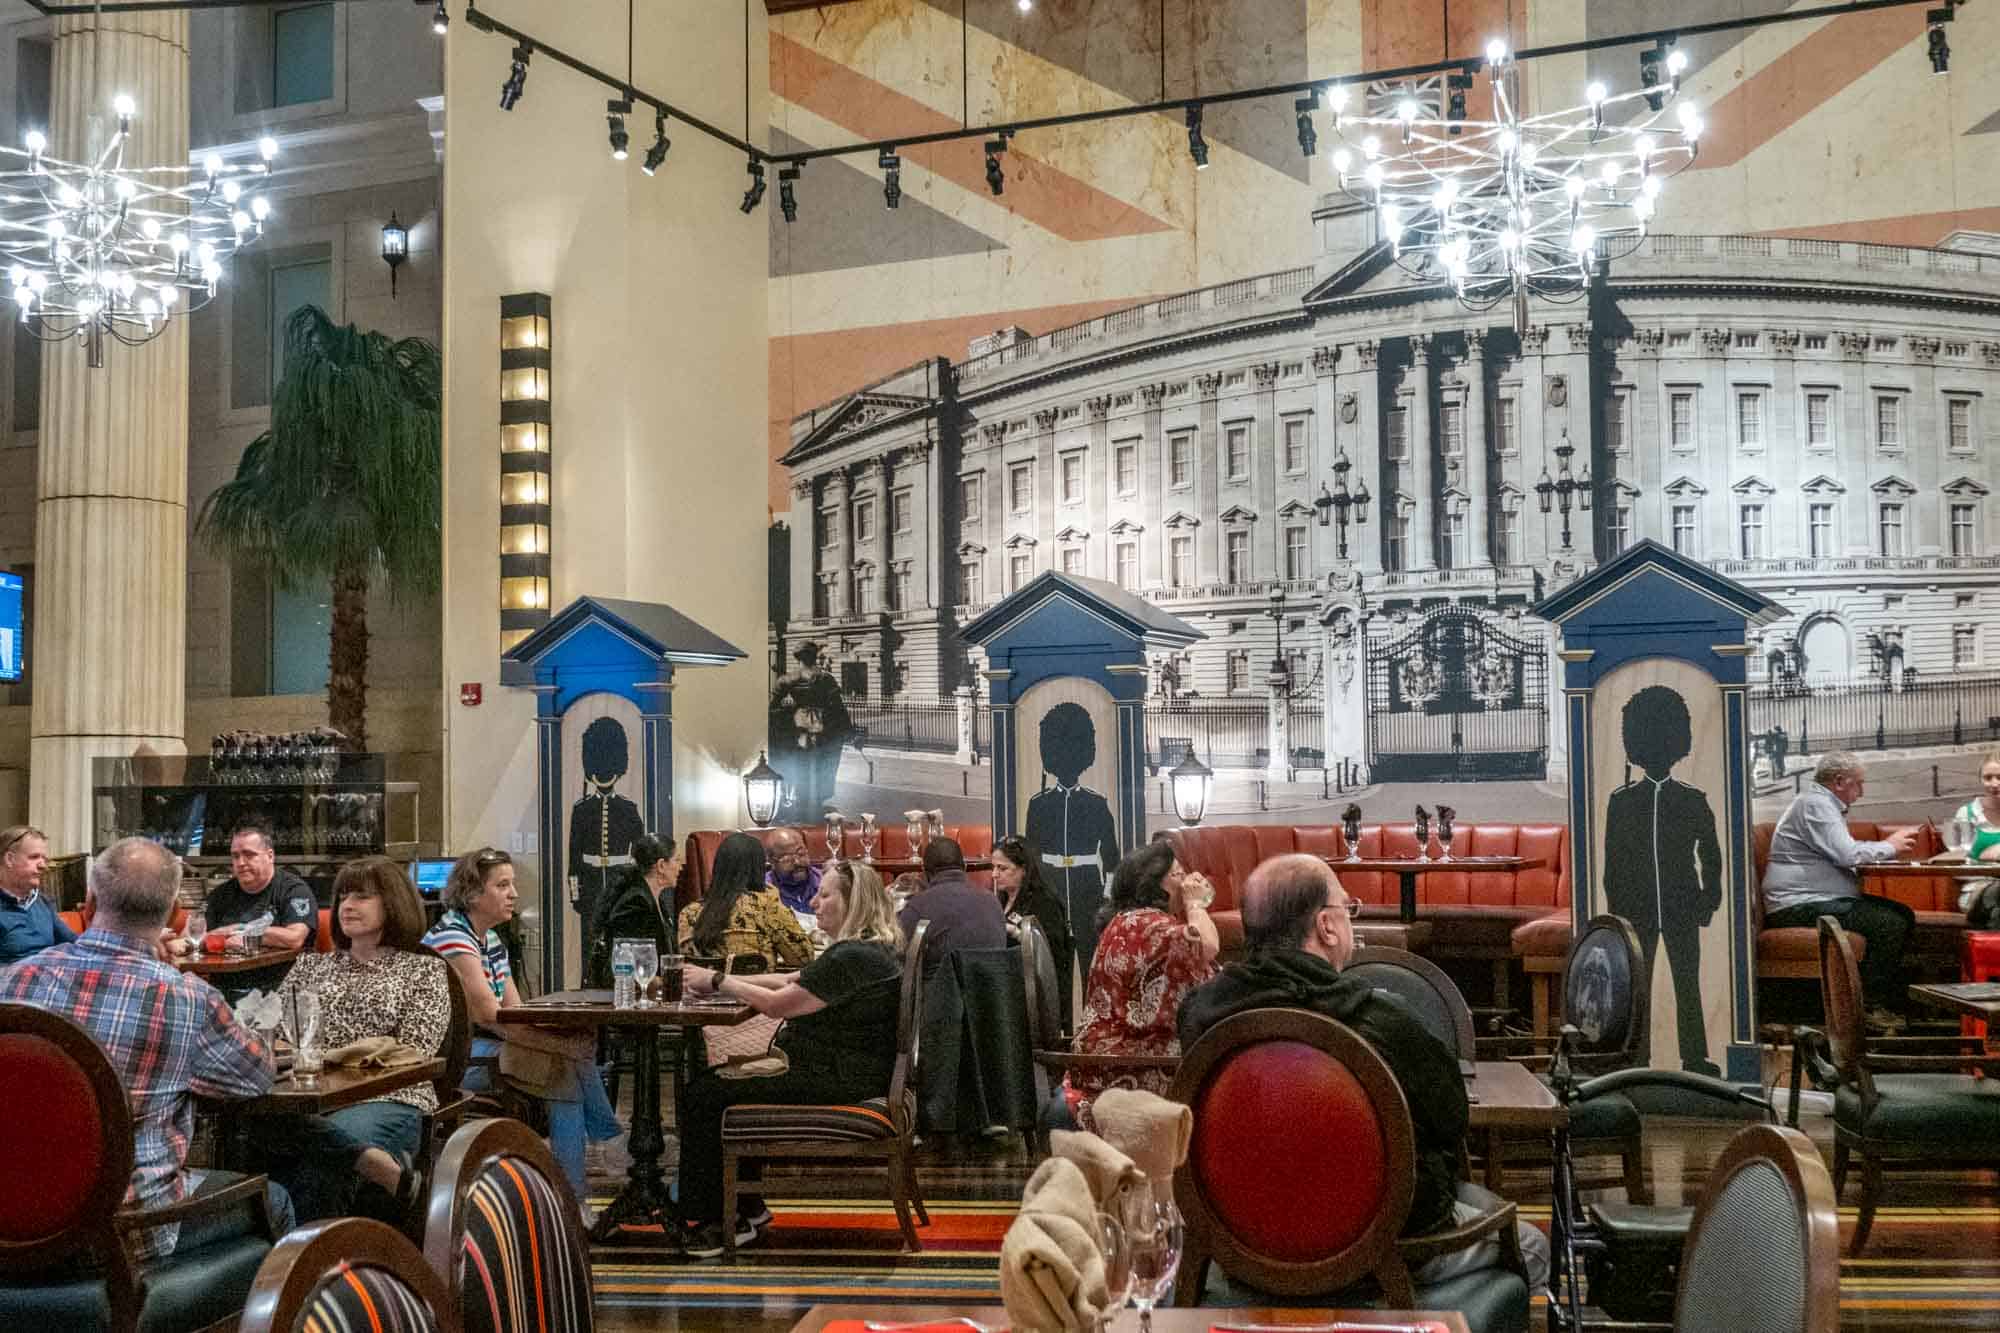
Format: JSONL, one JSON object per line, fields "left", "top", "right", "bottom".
{"left": 764, "top": 827, "right": 821, "bottom": 916}
{"left": 0, "top": 824, "right": 74, "bottom": 967}
{"left": 1179, "top": 852, "right": 1548, "bottom": 1291}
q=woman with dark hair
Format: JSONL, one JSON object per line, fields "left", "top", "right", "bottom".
{"left": 261, "top": 857, "right": 446, "bottom": 1222}
{"left": 677, "top": 832, "right": 811, "bottom": 968}
{"left": 587, "top": 833, "right": 683, "bottom": 986}
{"left": 1055, "top": 835, "right": 1218, "bottom": 1132}
{"left": 993, "top": 834, "right": 1076, "bottom": 1032}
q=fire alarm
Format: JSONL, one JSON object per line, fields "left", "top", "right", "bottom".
{"left": 460, "top": 683, "right": 482, "bottom": 707}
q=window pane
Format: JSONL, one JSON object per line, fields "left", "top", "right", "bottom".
{"left": 1950, "top": 399, "right": 1971, "bottom": 451}
{"left": 270, "top": 259, "right": 331, "bottom": 394}
{"left": 1226, "top": 426, "right": 1248, "bottom": 479}
{"left": 1441, "top": 404, "right": 1462, "bottom": 457}
{"left": 1672, "top": 504, "right": 1696, "bottom": 555}
{"left": 1283, "top": 419, "right": 1306, "bottom": 471}
{"left": 273, "top": 3, "right": 336, "bottom": 107}
{"left": 1671, "top": 393, "right": 1693, "bottom": 447}
{"left": 1284, "top": 525, "right": 1307, "bottom": 580}
{"left": 1116, "top": 444, "right": 1137, "bottom": 494}
{"left": 1010, "top": 554, "right": 1030, "bottom": 590}
{"left": 1010, "top": 464, "right": 1031, "bottom": 511}
{"left": 1387, "top": 408, "right": 1408, "bottom": 459}
{"left": 1877, "top": 396, "right": 1899, "bottom": 446}
{"left": 271, "top": 581, "right": 330, "bottom": 695}
{"left": 1225, "top": 531, "right": 1248, "bottom": 583}
{"left": 1170, "top": 434, "right": 1192, "bottom": 487}
{"left": 1497, "top": 398, "right": 1517, "bottom": 453}
{"left": 1061, "top": 547, "right": 1084, "bottom": 575}
{"left": 1807, "top": 393, "right": 1830, "bottom": 445}
{"left": 1737, "top": 392, "right": 1759, "bottom": 445}
{"left": 1061, "top": 452, "right": 1083, "bottom": 502}
{"left": 1608, "top": 394, "right": 1627, "bottom": 451}
{"left": 1116, "top": 542, "right": 1137, "bottom": 589}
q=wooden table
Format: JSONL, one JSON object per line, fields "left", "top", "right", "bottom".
{"left": 1322, "top": 857, "right": 1545, "bottom": 925}
{"left": 1353, "top": 920, "right": 1435, "bottom": 953}
{"left": 1467, "top": 1059, "right": 1566, "bottom": 1192}
{"left": 1863, "top": 859, "right": 1999, "bottom": 880}
{"left": 792, "top": 1305, "right": 1468, "bottom": 1332}
{"left": 176, "top": 944, "right": 304, "bottom": 976}
{"left": 847, "top": 856, "right": 993, "bottom": 876}
{"left": 234, "top": 1059, "right": 446, "bottom": 1116}
{"left": 1909, "top": 980, "right": 2000, "bottom": 1023}
{"left": 498, "top": 988, "right": 753, "bottom": 1247}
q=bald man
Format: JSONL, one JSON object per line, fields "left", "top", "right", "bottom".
{"left": 1178, "top": 853, "right": 1548, "bottom": 1291}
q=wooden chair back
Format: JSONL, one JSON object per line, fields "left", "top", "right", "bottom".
{"left": 241, "top": 1217, "right": 458, "bottom": 1333}
{"left": 1169, "top": 1009, "right": 1418, "bottom": 1305}
{"left": 1816, "top": 916, "right": 1869, "bottom": 1091}
{"left": 889, "top": 921, "right": 930, "bottom": 1128}
{"left": 1672, "top": 1124, "right": 1840, "bottom": 1333}
{"left": 422, "top": 1118, "right": 594, "bottom": 1333}
{"left": 1564, "top": 913, "right": 1649, "bottom": 1073}
{"left": 425, "top": 943, "right": 472, "bottom": 1103}
{"left": 1345, "top": 945, "right": 1476, "bottom": 1061}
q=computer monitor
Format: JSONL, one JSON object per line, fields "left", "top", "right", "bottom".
{"left": 410, "top": 858, "right": 456, "bottom": 899}
{"left": 0, "top": 570, "right": 23, "bottom": 683}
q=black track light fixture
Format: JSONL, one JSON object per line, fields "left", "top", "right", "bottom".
{"left": 778, "top": 164, "right": 800, "bottom": 223}
{"left": 1640, "top": 40, "right": 1664, "bottom": 111}
{"left": 740, "top": 159, "right": 766, "bottom": 213}
{"left": 879, "top": 149, "right": 902, "bottom": 209}
{"left": 431, "top": 1, "right": 448, "bottom": 36}
{"left": 984, "top": 138, "right": 1007, "bottom": 195}
{"left": 606, "top": 98, "right": 631, "bottom": 161}
{"left": 1928, "top": 2, "right": 1955, "bottom": 73}
{"left": 499, "top": 43, "right": 531, "bottom": 111}
{"left": 1293, "top": 94, "right": 1318, "bottom": 158}
{"left": 1446, "top": 73, "right": 1472, "bottom": 134}
{"left": 1185, "top": 103, "right": 1209, "bottom": 169}
{"left": 641, "top": 113, "right": 670, "bottom": 175}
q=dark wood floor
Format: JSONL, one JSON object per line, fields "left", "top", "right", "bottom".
{"left": 584, "top": 1112, "right": 2000, "bottom": 1331}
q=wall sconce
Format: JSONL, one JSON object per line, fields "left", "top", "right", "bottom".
{"left": 499, "top": 292, "right": 552, "bottom": 654}
{"left": 743, "top": 751, "right": 784, "bottom": 829}
{"left": 381, "top": 211, "right": 409, "bottom": 297}
{"left": 1169, "top": 750, "right": 1213, "bottom": 826}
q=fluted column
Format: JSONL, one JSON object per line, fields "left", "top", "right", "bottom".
{"left": 789, "top": 478, "right": 814, "bottom": 623}
{"left": 1139, "top": 384, "right": 1166, "bottom": 586}
{"left": 32, "top": 13, "right": 191, "bottom": 854}
{"left": 1407, "top": 336, "right": 1436, "bottom": 571}
{"left": 827, "top": 470, "right": 853, "bottom": 615}
{"left": 1465, "top": 332, "right": 1491, "bottom": 567}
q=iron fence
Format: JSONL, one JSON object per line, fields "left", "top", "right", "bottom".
{"left": 1145, "top": 700, "right": 1274, "bottom": 770}
{"left": 1747, "top": 673, "right": 2000, "bottom": 755}
{"left": 846, "top": 696, "right": 959, "bottom": 754}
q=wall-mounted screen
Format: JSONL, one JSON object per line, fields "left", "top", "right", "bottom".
{"left": 411, "top": 858, "right": 456, "bottom": 899}
{"left": 0, "top": 571, "right": 22, "bottom": 683}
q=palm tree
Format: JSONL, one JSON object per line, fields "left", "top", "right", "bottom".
{"left": 196, "top": 304, "right": 441, "bottom": 750}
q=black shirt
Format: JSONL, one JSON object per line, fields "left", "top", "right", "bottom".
{"left": 1178, "top": 948, "right": 1468, "bottom": 1236}
{"left": 1002, "top": 880, "right": 1076, "bottom": 1032}
{"left": 586, "top": 870, "right": 673, "bottom": 988}
{"left": 204, "top": 868, "right": 318, "bottom": 997}
{"left": 778, "top": 938, "right": 902, "bottom": 1092}
{"left": 897, "top": 869, "right": 1007, "bottom": 976}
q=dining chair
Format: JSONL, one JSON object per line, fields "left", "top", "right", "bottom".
{"left": 240, "top": 1217, "right": 457, "bottom": 1333}
{"left": 718, "top": 922, "right": 932, "bottom": 1256}
{"left": 0, "top": 1002, "right": 279, "bottom": 1331}
{"left": 1670, "top": 1124, "right": 1838, "bottom": 1333}
{"left": 1168, "top": 1008, "right": 1529, "bottom": 1333}
{"left": 1344, "top": 945, "right": 1476, "bottom": 1061}
{"left": 423, "top": 1117, "right": 595, "bottom": 1333}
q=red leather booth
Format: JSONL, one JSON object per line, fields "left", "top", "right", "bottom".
{"left": 1752, "top": 819, "right": 1963, "bottom": 979}
{"left": 680, "top": 823, "right": 996, "bottom": 902}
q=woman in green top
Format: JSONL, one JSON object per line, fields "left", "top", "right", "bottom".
{"left": 1954, "top": 754, "right": 2000, "bottom": 924}
{"left": 675, "top": 860, "right": 904, "bottom": 1258}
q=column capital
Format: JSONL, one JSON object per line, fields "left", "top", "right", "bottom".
{"left": 981, "top": 420, "right": 1010, "bottom": 445}
{"left": 1139, "top": 381, "right": 1168, "bottom": 408}
{"left": 1195, "top": 371, "right": 1225, "bottom": 399}
{"left": 791, "top": 477, "right": 815, "bottom": 501}
{"left": 826, "top": 468, "right": 853, "bottom": 494}
{"left": 855, "top": 456, "right": 887, "bottom": 483}
{"left": 1252, "top": 361, "right": 1281, "bottom": 390}
{"left": 1409, "top": 333, "right": 1435, "bottom": 362}
{"left": 1631, "top": 327, "right": 1665, "bottom": 356}
{"left": 1982, "top": 342, "right": 2000, "bottom": 369}
{"left": 1910, "top": 335, "right": 1942, "bottom": 364}
{"left": 1563, "top": 323, "right": 1595, "bottom": 354}
{"left": 901, "top": 440, "right": 934, "bottom": 462}
{"left": 1356, "top": 339, "right": 1380, "bottom": 370}
{"left": 1699, "top": 327, "right": 1732, "bottom": 356}
{"left": 1839, "top": 330, "right": 1871, "bottom": 360}
{"left": 1464, "top": 330, "right": 1490, "bottom": 360}
{"left": 1766, "top": 328, "right": 1800, "bottom": 357}
{"left": 1519, "top": 326, "right": 1550, "bottom": 354}
{"left": 1086, "top": 394, "right": 1113, "bottom": 421}
{"left": 1312, "top": 345, "right": 1340, "bottom": 378}
{"left": 1034, "top": 406, "right": 1062, "bottom": 431}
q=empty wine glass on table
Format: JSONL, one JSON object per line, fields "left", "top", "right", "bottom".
{"left": 631, "top": 943, "right": 659, "bottom": 1008}
{"left": 1121, "top": 1197, "right": 1183, "bottom": 1331}
{"left": 824, "top": 811, "right": 846, "bottom": 860}
{"left": 1948, "top": 817, "right": 1975, "bottom": 858}
{"left": 1095, "top": 1211, "right": 1132, "bottom": 1329}
{"left": 859, "top": 813, "right": 880, "bottom": 864}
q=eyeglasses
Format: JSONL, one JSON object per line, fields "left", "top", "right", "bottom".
{"left": 1323, "top": 897, "right": 1363, "bottom": 919}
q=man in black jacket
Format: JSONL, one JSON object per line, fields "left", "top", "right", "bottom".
{"left": 1178, "top": 853, "right": 1548, "bottom": 1289}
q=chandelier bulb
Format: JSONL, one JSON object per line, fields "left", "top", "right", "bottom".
{"left": 112, "top": 93, "right": 136, "bottom": 118}
{"left": 1362, "top": 135, "right": 1381, "bottom": 159}
{"left": 159, "top": 284, "right": 177, "bottom": 307}
{"left": 1585, "top": 81, "right": 1607, "bottom": 105}
{"left": 231, "top": 210, "right": 250, "bottom": 233}
{"left": 250, "top": 196, "right": 271, "bottom": 221}
{"left": 221, "top": 180, "right": 241, "bottom": 203}
{"left": 46, "top": 219, "right": 66, "bottom": 240}
{"left": 258, "top": 136, "right": 280, "bottom": 161}
{"left": 1397, "top": 98, "right": 1419, "bottom": 123}
{"left": 23, "top": 129, "right": 45, "bottom": 154}
{"left": 1330, "top": 147, "right": 1351, "bottom": 176}
{"left": 1599, "top": 161, "right": 1619, "bottom": 186}
{"left": 1327, "top": 86, "right": 1349, "bottom": 113}
{"left": 204, "top": 153, "right": 224, "bottom": 177}
{"left": 1485, "top": 38, "right": 1508, "bottom": 66}
{"left": 1666, "top": 49, "right": 1689, "bottom": 77}
{"left": 1564, "top": 175, "right": 1585, "bottom": 199}
{"left": 141, "top": 218, "right": 162, "bottom": 240}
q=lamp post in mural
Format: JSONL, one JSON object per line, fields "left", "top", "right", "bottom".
{"left": 1535, "top": 429, "right": 1592, "bottom": 551}
{"left": 1265, "top": 587, "right": 1291, "bottom": 782}
{"left": 1169, "top": 750, "right": 1213, "bottom": 826}
{"left": 1314, "top": 448, "right": 1371, "bottom": 561}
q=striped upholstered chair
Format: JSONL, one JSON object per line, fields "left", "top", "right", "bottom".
{"left": 718, "top": 921, "right": 932, "bottom": 1256}
{"left": 241, "top": 1217, "right": 456, "bottom": 1333}
{"left": 423, "top": 1118, "right": 594, "bottom": 1333}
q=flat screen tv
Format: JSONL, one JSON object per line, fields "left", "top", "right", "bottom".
{"left": 0, "top": 570, "right": 21, "bottom": 683}
{"left": 411, "top": 858, "right": 456, "bottom": 899}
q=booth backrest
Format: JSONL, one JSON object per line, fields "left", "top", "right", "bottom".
{"left": 1751, "top": 819, "right": 1950, "bottom": 914}
{"left": 680, "top": 824, "right": 996, "bottom": 901}
{"left": 66, "top": 900, "right": 189, "bottom": 937}
{"left": 1161, "top": 823, "right": 1571, "bottom": 915}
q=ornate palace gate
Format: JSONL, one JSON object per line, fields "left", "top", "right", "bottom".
{"left": 1366, "top": 606, "right": 1548, "bottom": 782}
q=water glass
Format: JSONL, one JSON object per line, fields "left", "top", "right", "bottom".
{"left": 631, "top": 943, "right": 660, "bottom": 1008}
{"left": 1121, "top": 1198, "right": 1183, "bottom": 1327}
{"left": 1949, "top": 817, "right": 1975, "bottom": 856}
{"left": 183, "top": 912, "right": 206, "bottom": 942}
{"left": 1095, "top": 1211, "right": 1133, "bottom": 1326}
{"left": 291, "top": 990, "right": 323, "bottom": 1089}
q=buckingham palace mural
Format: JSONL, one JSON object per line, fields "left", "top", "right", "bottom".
{"left": 769, "top": 192, "right": 2000, "bottom": 787}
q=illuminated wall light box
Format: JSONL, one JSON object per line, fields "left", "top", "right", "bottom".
{"left": 499, "top": 292, "right": 552, "bottom": 654}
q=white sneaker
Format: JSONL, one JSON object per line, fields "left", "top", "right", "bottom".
{"left": 577, "top": 1200, "right": 599, "bottom": 1232}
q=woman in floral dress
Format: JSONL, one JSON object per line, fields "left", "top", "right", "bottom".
{"left": 1057, "top": 836, "right": 1219, "bottom": 1131}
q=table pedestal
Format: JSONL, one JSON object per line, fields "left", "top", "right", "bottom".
{"left": 593, "top": 1026, "right": 681, "bottom": 1248}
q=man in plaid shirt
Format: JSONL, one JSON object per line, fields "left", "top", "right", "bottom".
{"left": 0, "top": 837, "right": 292, "bottom": 1258}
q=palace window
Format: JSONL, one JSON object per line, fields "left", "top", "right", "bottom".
{"left": 1282, "top": 417, "right": 1308, "bottom": 473}
{"left": 1442, "top": 508, "right": 1468, "bottom": 568}
{"left": 1061, "top": 546, "right": 1084, "bottom": 576}
{"left": 1738, "top": 503, "right": 1766, "bottom": 559}
{"left": 1607, "top": 502, "right": 1632, "bottom": 555}
{"left": 853, "top": 569, "right": 874, "bottom": 614}
{"left": 1169, "top": 431, "right": 1194, "bottom": 488}
{"left": 1496, "top": 505, "right": 1521, "bottom": 565}
{"left": 1949, "top": 397, "right": 1974, "bottom": 453}
{"left": 1670, "top": 391, "right": 1695, "bottom": 450}
{"left": 1878, "top": 502, "right": 1905, "bottom": 556}
{"left": 852, "top": 497, "right": 876, "bottom": 544}
{"left": 1672, "top": 503, "right": 1698, "bottom": 556}
{"left": 1225, "top": 424, "right": 1249, "bottom": 481}
{"left": 1736, "top": 391, "right": 1762, "bottom": 449}
{"left": 1808, "top": 502, "right": 1834, "bottom": 558}
{"left": 1009, "top": 462, "right": 1033, "bottom": 513}
{"left": 1115, "top": 441, "right": 1138, "bottom": 496}
{"left": 1169, "top": 535, "right": 1194, "bottom": 588}
{"left": 960, "top": 559, "right": 983, "bottom": 603}
{"left": 1115, "top": 541, "right": 1137, "bottom": 590}
{"left": 815, "top": 507, "right": 835, "bottom": 551}
{"left": 1441, "top": 404, "right": 1464, "bottom": 458}
{"left": 1951, "top": 501, "right": 1977, "bottom": 556}
{"left": 960, "top": 475, "right": 982, "bottom": 527}
{"left": 1284, "top": 524, "right": 1309, "bottom": 581}
{"left": 1009, "top": 552, "right": 1032, "bottom": 592}
{"left": 1385, "top": 510, "right": 1409, "bottom": 572}
{"left": 891, "top": 567, "right": 912, "bottom": 612}
{"left": 890, "top": 490, "right": 912, "bottom": 557}
{"left": 1227, "top": 652, "right": 1250, "bottom": 694}
{"left": 1806, "top": 392, "right": 1832, "bottom": 448}
{"left": 1607, "top": 392, "right": 1629, "bottom": 453}
{"left": 1060, "top": 450, "right": 1084, "bottom": 504}
{"left": 1225, "top": 530, "right": 1251, "bottom": 585}
{"left": 1386, "top": 407, "right": 1409, "bottom": 460}
{"left": 1876, "top": 395, "right": 1901, "bottom": 450}
{"left": 1956, "top": 625, "right": 1979, "bottom": 669}
{"left": 1496, "top": 397, "right": 1519, "bottom": 455}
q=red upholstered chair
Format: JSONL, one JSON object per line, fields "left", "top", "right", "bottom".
{"left": 315, "top": 908, "right": 335, "bottom": 953}
{"left": 241, "top": 1217, "right": 457, "bottom": 1333}
{"left": 0, "top": 1003, "right": 279, "bottom": 1331}
{"left": 65, "top": 899, "right": 188, "bottom": 937}
{"left": 1168, "top": 1009, "right": 1528, "bottom": 1329}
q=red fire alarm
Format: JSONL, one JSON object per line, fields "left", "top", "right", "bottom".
{"left": 460, "top": 683, "right": 483, "bottom": 707}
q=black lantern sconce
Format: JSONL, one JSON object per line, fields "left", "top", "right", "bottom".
{"left": 1265, "top": 586, "right": 1292, "bottom": 695}
{"left": 743, "top": 751, "right": 784, "bottom": 829}
{"left": 1168, "top": 750, "right": 1214, "bottom": 826}
{"left": 381, "top": 212, "right": 409, "bottom": 297}
{"left": 1313, "top": 447, "right": 1371, "bottom": 561}
{"left": 1534, "top": 429, "right": 1592, "bottom": 551}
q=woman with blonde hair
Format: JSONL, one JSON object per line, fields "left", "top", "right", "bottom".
{"left": 673, "top": 859, "right": 905, "bottom": 1256}
{"left": 1954, "top": 753, "right": 2000, "bottom": 925}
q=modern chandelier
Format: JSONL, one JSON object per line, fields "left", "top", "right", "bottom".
{"left": 2, "top": 13, "right": 277, "bottom": 370}
{"left": 1323, "top": 38, "right": 1702, "bottom": 333}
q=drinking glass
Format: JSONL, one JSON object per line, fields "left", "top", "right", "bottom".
{"left": 1343, "top": 812, "right": 1363, "bottom": 862}
{"left": 1095, "top": 1211, "right": 1133, "bottom": 1328}
{"left": 183, "top": 912, "right": 206, "bottom": 942}
{"left": 631, "top": 943, "right": 660, "bottom": 1008}
{"left": 859, "top": 813, "right": 879, "bottom": 864}
{"left": 905, "top": 811, "right": 926, "bottom": 857}
{"left": 926, "top": 811, "right": 945, "bottom": 848}
{"left": 1121, "top": 1198, "right": 1183, "bottom": 1330}
{"left": 824, "top": 811, "right": 846, "bottom": 860}
{"left": 290, "top": 990, "right": 323, "bottom": 1090}
{"left": 1414, "top": 814, "right": 1432, "bottom": 863}
{"left": 1437, "top": 819, "right": 1456, "bottom": 862}
{"left": 659, "top": 952, "right": 684, "bottom": 1004}
{"left": 1949, "top": 817, "right": 1975, "bottom": 857}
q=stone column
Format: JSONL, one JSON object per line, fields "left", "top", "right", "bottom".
{"left": 1087, "top": 395, "right": 1112, "bottom": 578}
{"left": 1839, "top": 331, "right": 1871, "bottom": 551}
{"left": 953, "top": 684, "right": 977, "bottom": 765}
{"left": 31, "top": 13, "right": 191, "bottom": 854}
{"left": 1910, "top": 337, "right": 1943, "bottom": 551}
{"left": 1139, "top": 383, "right": 1166, "bottom": 585}
{"left": 789, "top": 477, "right": 815, "bottom": 623}
{"left": 1767, "top": 330, "right": 1800, "bottom": 553}
{"left": 1520, "top": 326, "right": 1552, "bottom": 570}
{"left": 1196, "top": 373, "right": 1224, "bottom": 584}
{"left": 1407, "top": 336, "right": 1436, "bottom": 571}
{"left": 1322, "top": 607, "right": 1365, "bottom": 779}
{"left": 1266, "top": 677, "right": 1290, "bottom": 782}
{"left": 1353, "top": 341, "right": 1382, "bottom": 573}
{"left": 1253, "top": 362, "right": 1281, "bottom": 580}
{"left": 1310, "top": 345, "right": 1341, "bottom": 575}
{"left": 826, "top": 470, "right": 852, "bottom": 615}
{"left": 981, "top": 421, "right": 1009, "bottom": 600}
{"left": 1034, "top": 407, "right": 1060, "bottom": 576}
{"left": 1465, "top": 332, "right": 1492, "bottom": 567}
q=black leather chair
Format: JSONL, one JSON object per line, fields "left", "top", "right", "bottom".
{"left": 1345, "top": 945, "right": 1476, "bottom": 1062}
{"left": 0, "top": 1002, "right": 279, "bottom": 1331}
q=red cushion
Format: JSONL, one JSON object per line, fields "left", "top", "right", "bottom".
{"left": 1189, "top": 1040, "right": 1387, "bottom": 1262}
{"left": 1965, "top": 932, "right": 2000, "bottom": 978}
{"left": 316, "top": 908, "right": 335, "bottom": 953}
{"left": 0, "top": 1034, "right": 105, "bottom": 1241}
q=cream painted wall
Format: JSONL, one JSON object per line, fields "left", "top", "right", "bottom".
{"left": 441, "top": 2, "right": 769, "bottom": 982}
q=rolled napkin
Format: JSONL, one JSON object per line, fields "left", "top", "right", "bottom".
{"left": 1090, "top": 1088, "right": 1193, "bottom": 1204}
{"left": 322, "top": 1036, "right": 430, "bottom": 1069}
{"left": 1000, "top": 1157, "right": 1112, "bottom": 1332}
{"left": 1048, "top": 1128, "right": 1144, "bottom": 1212}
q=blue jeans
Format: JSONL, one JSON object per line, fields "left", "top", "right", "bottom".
{"left": 261, "top": 1101, "right": 422, "bottom": 1223}
{"left": 177, "top": 1170, "right": 295, "bottom": 1253}
{"left": 466, "top": 1036, "right": 621, "bottom": 1200}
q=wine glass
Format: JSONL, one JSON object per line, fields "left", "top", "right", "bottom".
{"left": 1948, "top": 817, "right": 1974, "bottom": 858}
{"left": 631, "top": 943, "right": 659, "bottom": 1008}
{"left": 1343, "top": 810, "right": 1363, "bottom": 862}
{"left": 1095, "top": 1211, "right": 1133, "bottom": 1328}
{"left": 1413, "top": 812, "right": 1432, "bottom": 863}
{"left": 859, "top": 813, "right": 879, "bottom": 864}
{"left": 1437, "top": 817, "right": 1456, "bottom": 862}
{"left": 824, "top": 811, "right": 846, "bottom": 860}
{"left": 905, "top": 811, "right": 926, "bottom": 858}
{"left": 1121, "top": 1197, "right": 1183, "bottom": 1331}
